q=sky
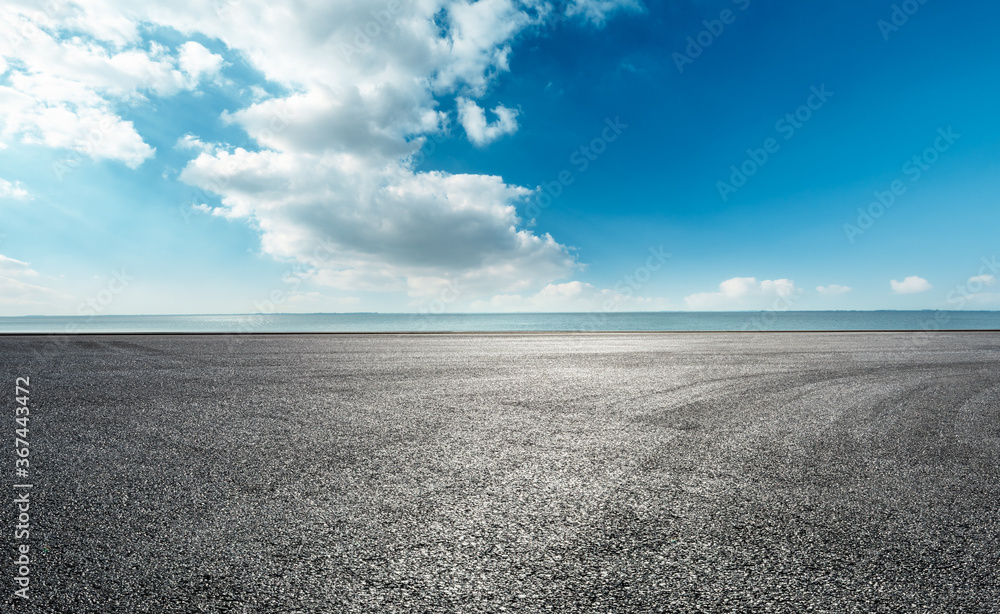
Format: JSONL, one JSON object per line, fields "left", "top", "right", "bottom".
{"left": 0, "top": 0, "right": 998, "bottom": 316}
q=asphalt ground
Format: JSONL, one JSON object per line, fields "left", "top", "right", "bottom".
{"left": 2, "top": 332, "right": 999, "bottom": 613}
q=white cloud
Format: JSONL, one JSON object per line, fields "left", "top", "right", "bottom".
{"left": 0, "top": 276, "right": 60, "bottom": 309}
{"left": 430, "top": 0, "right": 540, "bottom": 96}
{"left": 0, "top": 4, "right": 223, "bottom": 167}
{"left": 3, "top": 91, "right": 155, "bottom": 168}
{"left": 817, "top": 284, "right": 851, "bottom": 295}
{"left": 177, "top": 41, "right": 224, "bottom": 86}
{"left": 457, "top": 97, "right": 519, "bottom": 146}
{"left": 952, "top": 275, "right": 998, "bottom": 308}
{"left": 565, "top": 0, "right": 645, "bottom": 26}
{"left": 469, "top": 281, "right": 668, "bottom": 312}
{"left": 0, "top": 178, "right": 30, "bottom": 200}
{"left": 684, "top": 277, "right": 799, "bottom": 310}
{"left": 220, "top": 87, "right": 440, "bottom": 160}
{"left": 0, "top": 1, "right": 634, "bottom": 306}
{"left": 890, "top": 276, "right": 932, "bottom": 294}
{"left": 0, "top": 255, "right": 39, "bottom": 277}
{"left": 961, "top": 293, "right": 1000, "bottom": 307}
{"left": 162, "top": 0, "right": 634, "bottom": 302}
{"left": 175, "top": 134, "right": 213, "bottom": 153}
{"left": 180, "top": 151, "right": 577, "bottom": 297}
{"left": 14, "top": 0, "right": 139, "bottom": 47}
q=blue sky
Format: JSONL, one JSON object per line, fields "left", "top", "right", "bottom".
{"left": 0, "top": 0, "right": 998, "bottom": 315}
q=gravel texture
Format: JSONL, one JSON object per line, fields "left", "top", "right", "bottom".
{"left": 2, "top": 332, "right": 999, "bottom": 613}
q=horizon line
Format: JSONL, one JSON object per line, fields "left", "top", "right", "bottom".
{"left": 3, "top": 309, "right": 1000, "bottom": 318}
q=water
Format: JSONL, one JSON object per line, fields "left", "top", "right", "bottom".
{"left": 1, "top": 311, "right": 998, "bottom": 334}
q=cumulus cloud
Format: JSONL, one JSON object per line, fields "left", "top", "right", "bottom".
{"left": 457, "top": 97, "right": 519, "bottom": 146}
{"left": 163, "top": 0, "right": 632, "bottom": 302}
{"left": 0, "top": 0, "right": 636, "bottom": 305}
{"left": 0, "top": 178, "right": 30, "bottom": 200}
{"left": 177, "top": 41, "right": 224, "bottom": 86}
{"left": 0, "top": 4, "right": 223, "bottom": 166}
{"left": 469, "top": 281, "right": 668, "bottom": 312}
{"left": 180, "top": 150, "right": 577, "bottom": 296}
{"left": 817, "top": 284, "right": 851, "bottom": 295}
{"left": 430, "top": 0, "right": 540, "bottom": 95}
{"left": 175, "top": 134, "right": 215, "bottom": 153}
{"left": 890, "top": 276, "right": 932, "bottom": 294}
{"left": 684, "top": 277, "right": 799, "bottom": 310}
{"left": 967, "top": 274, "right": 996, "bottom": 287}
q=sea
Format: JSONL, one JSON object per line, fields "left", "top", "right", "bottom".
{"left": 1, "top": 311, "right": 999, "bottom": 334}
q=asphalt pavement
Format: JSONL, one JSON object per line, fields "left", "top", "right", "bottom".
{"left": 2, "top": 332, "right": 999, "bottom": 612}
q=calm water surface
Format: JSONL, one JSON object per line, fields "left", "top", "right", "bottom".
{"left": 1, "top": 312, "right": 999, "bottom": 333}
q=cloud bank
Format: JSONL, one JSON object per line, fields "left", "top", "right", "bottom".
{"left": 0, "top": 0, "right": 638, "bottom": 307}
{"left": 684, "top": 277, "right": 799, "bottom": 310}
{"left": 890, "top": 276, "right": 932, "bottom": 294}
{"left": 468, "top": 280, "right": 669, "bottom": 312}
{"left": 0, "top": 5, "right": 225, "bottom": 167}
{"left": 817, "top": 284, "right": 851, "bottom": 295}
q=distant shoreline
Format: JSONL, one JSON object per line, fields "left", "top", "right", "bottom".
{"left": 3, "top": 329, "right": 1000, "bottom": 336}
{"left": 3, "top": 311, "right": 1000, "bottom": 335}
